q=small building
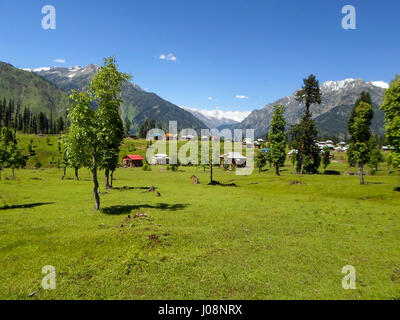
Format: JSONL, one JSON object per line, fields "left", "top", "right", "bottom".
{"left": 151, "top": 153, "right": 169, "bottom": 165}
{"left": 220, "top": 152, "right": 247, "bottom": 168}
{"left": 123, "top": 155, "right": 144, "bottom": 167}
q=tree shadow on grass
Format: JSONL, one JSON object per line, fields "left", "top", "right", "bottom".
{"left": 394, "top": 187, "right": 400, "bottom": 192}
{"left": 101, "top": 203, "right": 190, "bottom": 215}
{"left": 0, "top": 203, "right": 54, "bottom": 211}
{"left": 113, "top": 186, "right": 152, "bottom": 191}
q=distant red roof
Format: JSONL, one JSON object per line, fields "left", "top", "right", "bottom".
{"left": 124, "top": 155, "right": 144, "bottom": 161}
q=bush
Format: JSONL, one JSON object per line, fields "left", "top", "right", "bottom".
{"left": 142, "top": 163, "right": 152, "bottom": 171}
{"left": 34, "top": 161, "right": 42, "bottom": 169}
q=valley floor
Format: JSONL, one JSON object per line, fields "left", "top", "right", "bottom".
{"left": 0, "top": 163, "right": 399, "bottom": 299}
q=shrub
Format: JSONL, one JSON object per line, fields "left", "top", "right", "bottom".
{"left": 142, "top": 163, "right": 152, "bottom": 171}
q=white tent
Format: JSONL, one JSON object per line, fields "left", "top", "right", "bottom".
{"left": 151, "top": 154, "right": 169, "bottom": 165}
{"left": 222, "top": 152, "right": 247, "bottom": 166}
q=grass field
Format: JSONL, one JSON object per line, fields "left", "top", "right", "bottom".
{"left": 1, "top": 145, "right": 400, "bottom": 300}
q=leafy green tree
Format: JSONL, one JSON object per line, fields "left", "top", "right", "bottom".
{"left": 348, "top": 92, "right": 372, "bottom": 138}
{"left": 6, "top": 142, "right": 26, "bottom": 179}
{"left": 292, "top": 74, "right": 322, "bottom": 173}
{"left": 322, "top": 147, "right": 331, "bottom": 170}
{"left": 268, "top": 105, "right": 287, "bottom": 176}
{"left": 380, "top": 74, "right": 400, "bottom": 168}
{"left": 67, "top": 58, "right": 130, "bottom": 209}
{"left": 67, "top": 91, "right": 100, "bottom": 208}
{"left": 347, "top": 99, "right": 374, "bottom": 184}
{"left": 90, "top": 58, "right": 130, "bottom": 190}
{"left": 255, "top": 151, "right": 267, "bottom": 173}
{"left": 368, "top": 135, "right": 384, "bottom": 171}
{"left": 0, "top": 144, "right": 7, "bottom": 181}
{"left": 63, "top": 134, "right": 87, "bottom": 180}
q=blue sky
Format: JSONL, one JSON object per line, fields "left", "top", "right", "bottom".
{"left": 0, "top": 0, "right": 399, "bottom": 114}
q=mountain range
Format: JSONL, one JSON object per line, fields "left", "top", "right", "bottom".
{"left": 0, "top": 62, "right": 68, "bottom": 117}
{"left": 0, "top": 60, "right": 390, "bottom": 138}
{"left": 29, "top": 65, "right": 206, "bottom": 133}
{"left": 180, "top": 107, "right": 250, "bottom": 129}
{"left": 231, "top": 78, "right": 388, "bottom": 139}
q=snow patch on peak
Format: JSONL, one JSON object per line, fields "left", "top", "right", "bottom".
{"left": 369, "top": 81, "right": 389, "bottom": 89}
{"left": 321, "top": 78, "right": 360, "bottom": 91}
{"left": 23, "top": 67, "right": 52, "bottom": 72}
{"left": 182, "top": 107, "right": 250, "bottom": 123}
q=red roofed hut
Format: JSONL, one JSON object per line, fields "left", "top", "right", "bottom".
{"left": 123, "top": 155, "right": 144, "bottom": 168}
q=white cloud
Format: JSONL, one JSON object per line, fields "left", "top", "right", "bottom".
{"left": 235, "top": 95, "right": 248, "bottom": 99}
{"left": 159, "top": 53, "right": 177, "bottom": 61}
{"left": 53, "top": 59, "right": 66, "bottom": 64}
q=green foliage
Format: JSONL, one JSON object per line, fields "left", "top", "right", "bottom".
{"left": 6, "top": 143, "right": 27, "bottom": 177}
{"left": 348, "top": 92, "right": 372, "bottom": 138}
{"left": 291, "top": 75, "right": 322, "bottom": 174}
{"left": 290, "top": 113, "right": 321, "bottom": 173}
{"left": 255, "top": 151, "right": 267, "bottom": 173}
{"left": 368, "top": 135, "right": 384, "bottom": 171}
{"left": 142, "top": 163, "right": 152, "bottom": 171}
{"left": 347, "top": 98, "right": 374, "bottom": 184}
{"left": 268, "top": 105, "right": 287, "bottom": 175}
{"left": 295, "top": 74, "right": 321, "bottom": 112}
{"left": 66, "top": 57, "right": 131, "bottom": 208}
{"left": 322, "top": 147, "right": 331, "bottom": 170}
{"left": 380, "top": 75, "right": 400, "bottom": 168}
{"left": 0, "top": 62, "right": 68, "bottom": 117}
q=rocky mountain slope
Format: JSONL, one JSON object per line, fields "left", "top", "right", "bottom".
{"left": 233, "top": 79, "right": 388, "bottom": 139}
{"left": 29, "top": 65, "right": 207, "bottom": 133}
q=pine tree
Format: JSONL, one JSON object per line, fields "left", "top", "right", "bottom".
{"left": 291, "top": 74, "right": 322, "bottom": 173}
{"left": 268, "top": 105, "right": 287, "bottom": 176}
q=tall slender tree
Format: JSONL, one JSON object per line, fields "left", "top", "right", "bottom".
{"left": 380, "top": 74, "right": 400, "bottom": 168}
{"left": 291, "top": 74, "right": 322, "bottom": 173}
{"left": 89, "top": 58, "right": 130, "bottom": 190}
{"left": 268, "top": 105, "right": 287, "bottom": 176}
{"left": 347, "top": 98, "right": 374, "bottom": 184}
{"left": 67, "top": 57, "right": 130, "bottom": 209}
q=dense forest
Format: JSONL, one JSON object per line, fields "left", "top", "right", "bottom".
{"left": 0, "top": 98, "right": 64, "bottom": 134}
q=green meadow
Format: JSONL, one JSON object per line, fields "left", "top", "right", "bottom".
{"left": 0, "top": 135, "right": 400, "bottom": 300}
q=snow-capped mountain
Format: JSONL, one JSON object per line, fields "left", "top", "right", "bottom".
{"left": 181, "top": 107, "right": 250, "bottom": 129}
{"left": 22, "top": 64, "right": 207, "bottom": 133}
{"left": 232, "top": 78, "right": 388, "bottom": 138}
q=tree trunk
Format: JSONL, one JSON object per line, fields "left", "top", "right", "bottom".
{"left": 359, "top": 164, "right": 365, "bottom": 185}
{"left": 105, "top": 168, "right": 112, "bottom": 189}
{"left": 62, "top": 167, "right": 66, "bottom": 180}
{"left": 210, "top": 163, "right": 213, "bottom": 183}
{"left": 275, "top": 165, "right": 280, "bottom": 176}
{"left": 110, "top": 170, "right": 115, "bottom": 188}
{"left": 12, "top": 168, "right": 15, "bottom": 179}
{"left": 92, "top": 157, "right": 100, "bottom": 210}
{"left": 75, "top": 167, "right": 79, "bottom": 180}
